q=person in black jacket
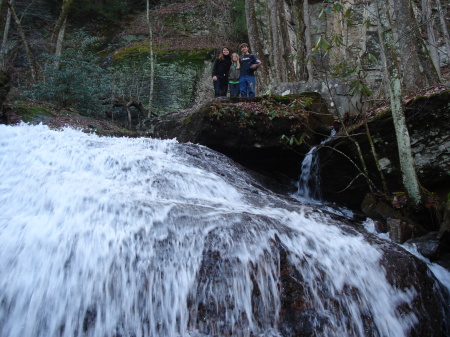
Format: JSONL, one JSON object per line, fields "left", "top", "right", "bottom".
{"left": 212, "top": 47, "right": 232, "bottom": 98}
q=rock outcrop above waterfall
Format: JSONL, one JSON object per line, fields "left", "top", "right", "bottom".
{"left": 140, "top": 93, "right": 334, "bottom": 180}
{"left": 318, "top": 88, "right": 450, "bottom": 260}
{"left": 318, "top": 88, "right": 450, "bottom": 207}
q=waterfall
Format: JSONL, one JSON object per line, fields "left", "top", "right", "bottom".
{"left": 293, "top": 146, "right": 321, "bottom": 201}
{"left": 0, "top": 123, "right": 445, "bottom": 337}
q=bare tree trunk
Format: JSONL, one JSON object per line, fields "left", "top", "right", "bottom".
{"left": 267, "top": 0, "right": 282, "bottom": 83}
{"left": 244, "top": 0, "right": 270, "bottom": 92}
{"left": 52, "top": 0, "right": 73, "bottom": 69}
{"left": 277, "top": 1, "right": 296, "bottom": 82}
{"left": 51, "top": 0, "right": 73, "bottom": 45}
{"left": 6, "top": 0, "right": 36, "bottom": 81}
{"left": 54, "top": 17, "right": 66, "bottom": 68}
{"left": 0, "top": 0, "right": 7, "bottom": 38}
{"left": 146, "top": 0, "right": 155, "bottom": 118}
{"left": 421, "top": 0, "right": 441, "bottom": 80}
{"left": 364, "top": 120, "right": 389, "bottom": 195}
{"left": 376, "top": 0, "right": 422, "bottom": 205}
{"left": 0, "top": 0, "right": 12, "bottom": 67}
{"left": 265, "top": 0, "right": 296, "bottom": 83}
{"left": 245, "top": 0, "right": 258, "bottom": 58}
{"left": 435, "top": 0, "right": 450, "bottom": 65}
{"left": 302, "top": 0, "right": 313, "bottom": 81}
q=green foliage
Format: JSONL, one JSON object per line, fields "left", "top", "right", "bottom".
{"left": 350, "top": 78, "right": 373, "bottom": 97}
{"left": 281, "top": 133, "right": 309, "bottom": 146}
{"left": 210, "top": 97, "right": 307, "bottom": 129}
{"left": 13, "top": 0, "right": 55, "bottom": 28}
{"left": 311, "top": 11, "right": 379, "bottom": 100}
{"left": 231, "top": 0, "right": 248, "bottom": 42}
{"left": 313, "top": 36, "right": 332, "bottom": 54}
{"left": 27, "top": 32, "right": 112, "bottom": 116}
{"left": 319, "top": 1, "right": 354, "bottom": 26}
{"left": 70, "top": 0, "right": 145, "bottom": 23}
{"left": 14, "top": 104, "right": 54, "bottom": 123}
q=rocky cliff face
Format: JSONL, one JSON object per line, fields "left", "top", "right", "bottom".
{"left": 247, "top": 0, "right": 448, "bottom": 114}
{"left": 318, "top": 89, "right": 450, "bottom": 209}
{"left": 110, "top": 3, "right": 222, "bottom": 116}
{"left": 110, "top": 0, "right": 448, "bottom": 117}
{"left": 140, "top": 93, "right": 334, "bottom": 181}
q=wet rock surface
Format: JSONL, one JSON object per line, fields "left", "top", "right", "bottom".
{"left": 318, "top": 90, "right": 450, "bottom": 208}
{"left": 141, "top": 93, "right": 333, "bottom": 181}
{"left": 193, "top": 218, "right": 449, "bottom": 337}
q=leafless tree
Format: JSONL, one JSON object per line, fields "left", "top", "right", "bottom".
{"left": 376, "top": 0, "right": 421, "bottom": 205}
{"left": 6, "top": 0, "right": 36, "bottom": 80}
{"left": 146, "top": 0, "right": 155, "bottom": 118}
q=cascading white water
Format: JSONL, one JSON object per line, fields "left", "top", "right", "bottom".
{"left": 0, "top": 123, "right": 431, "bottom": 337}
{"left": 293, "top": 146, "right": 321, "bottom": 201}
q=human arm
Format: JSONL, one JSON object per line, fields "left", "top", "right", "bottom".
{"left": 212, "top": 59, "right": 219, "bottom": 80}
{"left": 250, "top": 56, "right": 261, "bottom": 69}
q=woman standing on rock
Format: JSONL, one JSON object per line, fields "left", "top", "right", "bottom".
{"left": 212, "top": 47, "right": 232, "bottom": 98}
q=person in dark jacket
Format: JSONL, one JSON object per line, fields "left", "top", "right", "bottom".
{"left": 212, "top": 47, "right": 232, "bottom": 98}
{"left": 239, "top": 43, "right": 261, "bottom": 97}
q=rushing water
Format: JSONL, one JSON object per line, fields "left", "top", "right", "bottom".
{"left": 0, "top": 123, "right": 441, "bottom": 337}
{"left": 293, "top": 146, "right": 321, "bottom": 201}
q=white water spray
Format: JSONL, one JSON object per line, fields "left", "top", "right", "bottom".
{"left": 293, "top": 146, "right": 321, "bottom": 200}
{"left": 0, "top": 124, "right": 431, "bottom": 337}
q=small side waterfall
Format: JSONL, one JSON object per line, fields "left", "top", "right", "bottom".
{"left": 293, "top": 146, "right": 321, "bottom": 200}
{"left": 0, "top": 124, "right": 447, "bottom": 337}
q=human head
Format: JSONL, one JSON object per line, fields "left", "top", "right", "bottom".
{"left": 218, "top": 47, "right": 231, "bottom": 60}
{"left": 239, "top": 43, "right": 250, "bottom": 54}
{"left": 231, "top": 53, "right": 240, "bottom": 69}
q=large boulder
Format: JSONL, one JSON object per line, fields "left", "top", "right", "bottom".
{"left": 193, "top": 208, "right": 449, "bottom": 337}
{"left": 318, "top": 89, "right": 450, "bottom": 208}
{"left": 142, "top": 93, "right": 334, "bottom": 180}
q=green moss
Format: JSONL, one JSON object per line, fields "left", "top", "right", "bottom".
{"left": 182, "top": 113, "right": 194, "bottom": 125}
{"left": 260, "top": 93, "right": 325, "bottom": 113}
{"left": 158, "top": 49, "right": 213, "bottom": 64}
{"left": 407, "top": 90, "right": 450, "bottom": 107}
{"left": 15, "top": 104, "right": 55, "bottom": 122}
{"left": 371, "top": 109, "right": 393, "bottom": 121}
{"left": 112, "top": 43, "right": 213, "bottom": 65}
{"left": 112, "top": 42, "right": 151, "bottom": 63}
{"left": 209, "top": 97, "right": 308, "bottom": 130}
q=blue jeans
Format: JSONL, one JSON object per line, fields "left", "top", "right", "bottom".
{"left": 229, "top": 83, "right": 240, "bottom": 97}
{"left": 239, "top": 75, "right": 256, "bottom": 97}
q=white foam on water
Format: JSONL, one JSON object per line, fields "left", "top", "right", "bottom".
{"left": 0, "top": 124, "right": 425, "bottom": 337}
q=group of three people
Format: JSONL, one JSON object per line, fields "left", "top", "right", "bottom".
{"left": 212, "top": 43, "right": 262, "bottom": 98}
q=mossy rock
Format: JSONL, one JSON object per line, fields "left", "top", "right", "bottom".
{"left": 14, "top": 104, "right": 56, "bottom": 123}
{"left": 113, "top": 43, "right": 213, "bottom": 65}
{"left": 111, "top": 45, "right": 214, "bottom": 115}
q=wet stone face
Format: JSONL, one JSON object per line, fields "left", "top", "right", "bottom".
{"left": 0, "top": 123, "right": 448, "bottom": 337}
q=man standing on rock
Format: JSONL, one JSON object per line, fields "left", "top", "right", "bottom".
{"left": 239, "top": 43, "right": 261, "bottom": 97}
